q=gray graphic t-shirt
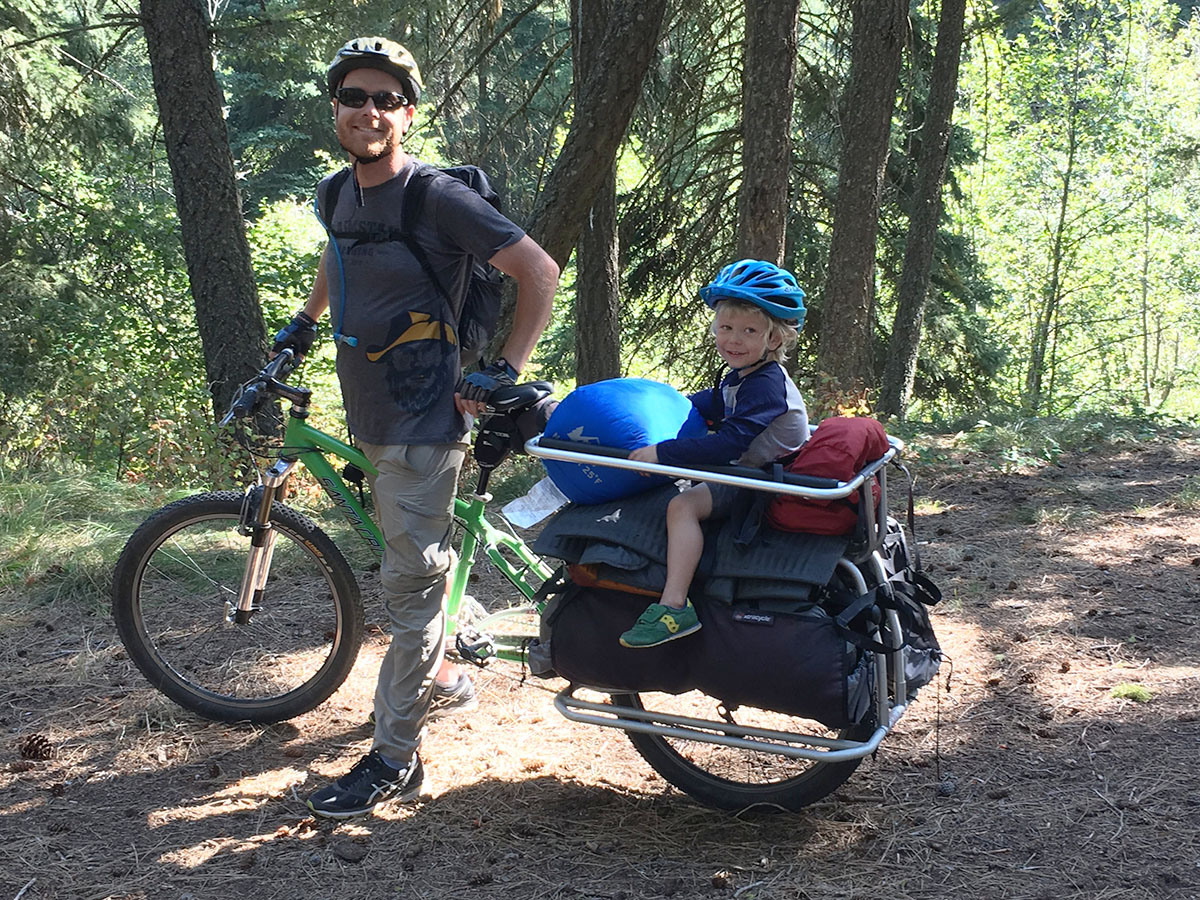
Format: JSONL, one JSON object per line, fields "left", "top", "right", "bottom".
{"left": 318, "top": 161, "right": 523, "bottom": 445}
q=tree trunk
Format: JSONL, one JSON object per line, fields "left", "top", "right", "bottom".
{"left": 878, "top": 0, "right": 966, "bottom": 420}
{"left": 572, "top": 0, "right": 622, "bottom": 384}
{"left": 1024, "top": 109, "right": 1077, "bottom": 414}
{"left": 524, "top": 0, "right": 668, "bottom": 269}
{"left": 817, "top": 0, "right": 906, "bottom": 407}
{"left": 1139, "top": 188, "right": 1152, "bottom": 407}
{"left": 140, "top": 0, "right": 266, "bottom": 420}
{"left": 737, "top": 0, "right": 801, "bottom": 264}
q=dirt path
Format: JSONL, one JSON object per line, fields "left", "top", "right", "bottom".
{"left": 2, "top": 434, "right": 1198, "bottom": 900}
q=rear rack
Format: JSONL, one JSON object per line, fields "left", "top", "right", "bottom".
{"left": 525, "top": 428, "right": 903, "bottom": 558}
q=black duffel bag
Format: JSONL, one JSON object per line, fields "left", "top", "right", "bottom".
{"left": 547, "top": 583, "right": 874, "bottom": 729}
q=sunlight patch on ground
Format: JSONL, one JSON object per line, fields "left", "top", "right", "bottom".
{"left": 0, "top": 796, "right": 44, "bottom": 817}
{"left": 156, "top": 815, "right": 324, "bottom": 869}
{"left": 211, "top": 766, "right": 308, "bottom": 800}
{"left": 1022, "top": 606, "right": 1075, "bottom": 630}
{"left": 157, "top": 838, "right": 227, "bottom": 869}
{"left": 148, "top": 796, "right": 265, "bottom": 828}
{"left": 1054, "top": 515, "right": 1199, "bottom": 562}
{"left": 146, "top": 767, "right": 309, "bottom": 829}
{"left": 1026, "top": 654, "right": 1200, "bottom": 715}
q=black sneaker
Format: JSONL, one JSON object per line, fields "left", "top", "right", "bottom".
{"left": 306, "top": 750, "right": 423, "bottom": 819}
{"left": 429, "top": 672, "right": 479, "bottom": 720}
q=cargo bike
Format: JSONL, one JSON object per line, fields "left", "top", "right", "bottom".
{"left": 111, "top": 350, "right": 942, "bottom": 812}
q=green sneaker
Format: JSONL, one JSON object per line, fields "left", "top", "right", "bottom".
{"left": 619, "top": 600, "right": 701, "bottom": 649}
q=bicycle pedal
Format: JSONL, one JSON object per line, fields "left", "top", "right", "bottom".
{"left": 455, "top": 629, "right": 496, "bottom": 665}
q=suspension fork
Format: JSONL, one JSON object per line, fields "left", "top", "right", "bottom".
{"left": 232, "top": 458, "right": 299, "bottom": 624}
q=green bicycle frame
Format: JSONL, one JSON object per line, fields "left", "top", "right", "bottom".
{"left": 280, "top": 412, "right": 554, "bottom": 660}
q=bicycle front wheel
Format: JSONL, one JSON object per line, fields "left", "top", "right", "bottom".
{"left": 614, "top": 691, "right": 874, "bottom": 812}
{"left": 112, "top": 492, "right": 364, "bottom": 723}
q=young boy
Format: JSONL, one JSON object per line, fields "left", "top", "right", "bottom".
{"left": 619, "top": 259, "right": 810, "bottom": 649}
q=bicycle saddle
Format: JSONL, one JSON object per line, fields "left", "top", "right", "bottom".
{"left": 487, "top": 380, "right": 553, "bottom": 413}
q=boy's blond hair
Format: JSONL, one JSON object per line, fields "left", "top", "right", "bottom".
{"left": 711, "top": 298, "right": 799, "bottom": 363}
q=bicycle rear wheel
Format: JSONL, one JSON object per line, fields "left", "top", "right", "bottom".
{"left": 613, "top": 691, "right": 874, "bottom": 811}
{"left": 112, "top": 492, "right": 364, "bottom": 723}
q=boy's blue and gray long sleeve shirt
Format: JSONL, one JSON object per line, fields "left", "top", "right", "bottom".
{"left": 655, "top": 361, "right": 809, "bottom": 469}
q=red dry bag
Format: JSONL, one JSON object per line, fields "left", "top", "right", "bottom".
{"left": 765, "top": 416, "right": 890, "bottom": 535}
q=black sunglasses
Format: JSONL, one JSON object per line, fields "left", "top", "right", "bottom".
{"left": 335, "top": 87, "right": 410, "bottom": 111}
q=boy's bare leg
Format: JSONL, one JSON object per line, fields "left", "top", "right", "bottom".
{"left": 658, "top": 485, "right": 713, "bottom": 609}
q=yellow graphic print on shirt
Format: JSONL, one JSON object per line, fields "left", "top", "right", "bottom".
{"left": 365, "top": 311, "right": 458, "bottom": 363}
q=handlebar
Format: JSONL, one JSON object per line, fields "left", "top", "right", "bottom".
{"left": 219, "top": 349, "right": 304, "bottom": 426}
{"left": 220, "top": 355, "right": 550, "bottom": 430}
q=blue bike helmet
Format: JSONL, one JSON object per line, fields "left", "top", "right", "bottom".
{"left": 699, "top": 259, "right": 807, "bottom": 328}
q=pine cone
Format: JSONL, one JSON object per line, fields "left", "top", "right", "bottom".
{"left": 18, "top": 733, "right": 55, "bottom": 761}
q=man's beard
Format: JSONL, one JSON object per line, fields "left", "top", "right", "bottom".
{"left": 338, "top": 130, "right": 401, "bottom": 166}
{"left": 349, "top": 148, "right": 389, "bottom": 164}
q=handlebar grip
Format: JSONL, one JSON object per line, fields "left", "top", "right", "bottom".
{"left": 229, "top": 383, "right": 263, "bottom": 420}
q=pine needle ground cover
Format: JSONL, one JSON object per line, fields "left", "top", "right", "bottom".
{"left": 1, "top": 431, "right": 1198, "bottom": 900}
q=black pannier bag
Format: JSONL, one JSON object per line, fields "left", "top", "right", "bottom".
{"left": 545, "top": 583, "right": 874, "bottom": 729}
{"left": 877, "top": 524, "right": 943, "bottom": 698}
{"left": 546, "top": 584, "right": 696, "bottom": 695}
{"left": 836, "top": 514, "right": 944, "bottom": 699}
{"left": 689, "top": 598, "right": 874, "bottom": 727}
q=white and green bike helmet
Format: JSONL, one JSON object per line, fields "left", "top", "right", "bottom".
{"left": 327, "top": 36, "right": 424, "bottom": 106}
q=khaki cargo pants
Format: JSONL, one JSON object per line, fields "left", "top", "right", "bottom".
{"left": 357, "top": 439, "right": 468, "bottom": 765}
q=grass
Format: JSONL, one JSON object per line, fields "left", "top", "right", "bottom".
{"left": 913, "top": 498, "right": 948, "bottom": 515}
{"left": 1033, "top": 505, "right": 1098, "bottom": 530}
{"left": 0, "top": 472, "right": 167, "bottom": 609}
{"left": 1172, "top": 476, "right": 1200, "bottom": 510}
{"left": 906, "top": 412, "right": 1200, "bottom": 472}
{"left": 0, "top": 456, "right": 548, "bottom": 610}
{"left": 955, "top": 419, "right": 1064, "bottom": 470}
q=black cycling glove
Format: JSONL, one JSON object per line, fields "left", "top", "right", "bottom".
{"left": 272, "top": 311, "right": 318, "bottom": 358}
{"left": 458, "top": 358, "right": 519, "bottom": 404}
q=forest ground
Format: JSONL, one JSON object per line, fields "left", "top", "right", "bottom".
{"left": 1, "top": 431, "right": 1198, "bottom": 900}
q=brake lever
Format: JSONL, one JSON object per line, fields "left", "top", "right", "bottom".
{"left": 219, "top": 386, "right": 247, "bottom": 427}
{"left": 218, "top": 349, "right": 299, "bottom": 427}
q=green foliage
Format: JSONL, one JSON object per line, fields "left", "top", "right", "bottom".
{"left": 955, "top": 0, "right": 1200, "bottom": 419}
{"left": 0, "top": 3, "right": 215, "bottom": 482}
{"left": 936, "top": 410, "right": 1198, "bottom": 473}
{"left": 958, "top": 419, "right": 1065, "bottom": 471}
{"left": 1172, "top": 475, "right": 1200, "bottom": 510}
{"left": 619, "top": 3, "right": 787, "bottom": 384}
{"left": 249, "top": 199, "right": 325, "bottom": 326}
{"left": 214, "top": 0, "right": 575, "bottom": 219}
{"left": 1110, "top": 682, "right": 1153, "bottom": 702}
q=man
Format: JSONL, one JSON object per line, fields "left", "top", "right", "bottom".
{"left": 273, "top": 37, "right": 558, "bottom": 819}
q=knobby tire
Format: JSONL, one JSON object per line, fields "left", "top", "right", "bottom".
{"left": 613, "top": 691, "right": 874, "bottom": 812}
{"left": 112, "top": 492, "right": 364, "bottom": 723}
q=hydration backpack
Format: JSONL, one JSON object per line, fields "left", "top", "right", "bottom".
{"left": 765, "top": 416, "right": 891, "bottom": 535}
{"left": 317, "top": 163, "right": 505, "bottom": 365}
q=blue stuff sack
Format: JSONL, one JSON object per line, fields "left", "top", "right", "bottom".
{"left": 542, "top": 378, "right": 707, "bottom": 504}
